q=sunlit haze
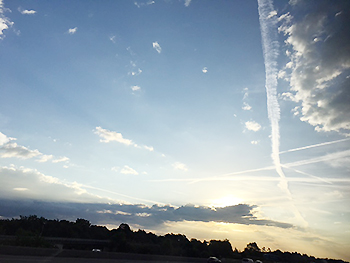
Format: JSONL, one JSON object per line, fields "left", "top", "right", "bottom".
{"left": 0, "top": 0, "right": 349, "bottom": 261}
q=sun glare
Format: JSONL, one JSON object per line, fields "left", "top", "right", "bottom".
{"left": 210, "top": 195, "right": 243, "bottom": 208}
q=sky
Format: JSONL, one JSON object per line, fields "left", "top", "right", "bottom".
{"left": 0, "top": 0, "right": 350, "bottom": 261}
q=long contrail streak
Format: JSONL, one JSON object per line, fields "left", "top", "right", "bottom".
{"left": 257, "top": 0, "right": 307, "bottom": 227}
{"left": 279, "top": 138, "right": 350, "bottom": 154}
{"left": 257, "top": 0, "right": 286, "bottom": 192}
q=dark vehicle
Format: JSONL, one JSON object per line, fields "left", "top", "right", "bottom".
{"left": 208, "top": 257, "right": 221, "bottom": 263}
{"left": 242, "top": 259, "right": 254, "bottom": 263}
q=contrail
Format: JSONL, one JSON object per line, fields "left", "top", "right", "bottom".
{"left": 151, "top": 148, "right": 350, "bottom": 185}
{"left": 280, "top": 138, "right": 350, "bottom": 154}
{"left": 280, "top": 165, "right": 333, "bottom": 185}
{"left": 258, "top": 0, "right": 307, "bottom": 227}
{"left": 257, "top": 0, "right": 286, "bottom": 191}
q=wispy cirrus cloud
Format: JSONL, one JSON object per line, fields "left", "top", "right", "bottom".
{"left": 184, "top": 0, "right": 192, "bottom": 7}
{"left": 94, "top": 126, "right": 134, "bottom": 145}
{"left": 242, "top": 102, "right": 252, "bottom": 111}
{"left": 134, "top": 1, "right": 155, "bottom": 8}
{"left": 36, "top": 154, "right": 54, "bottom": 163}
{"left": 242, "top": 88, "right": 252, "bottom": 111}
{"left": 143, "top": 145, "right": 154, "bottom": 152}
{"left": 172, "top": 162, "right": 188, "bottom": 171}
{"left": 52, "top": 156, "right": 70, "bottom": 163}
{"left": 152, "top": 41, "right": 162, "bottom": 53}
{"left": 130, "top": 68, "right": 142, "bottom": 76}
{"left": 94, "top": 127, "right": 154, "bottom": 151}
{"left": 120, "top": 165, "right": 139, "bottom": 175}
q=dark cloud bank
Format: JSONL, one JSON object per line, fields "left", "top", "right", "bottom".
{"left": 0, "top": 199, "right": 292, "bottom": 230}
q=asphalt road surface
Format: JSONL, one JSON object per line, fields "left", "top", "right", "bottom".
{"left": 0, "top": 255, "right": 204, "bottom": 263}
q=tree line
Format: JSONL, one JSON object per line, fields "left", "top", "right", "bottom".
{"left": 0, "top": 215, "right": 347, "bottom": 263}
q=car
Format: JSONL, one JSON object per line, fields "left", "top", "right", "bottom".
{"left": 255, "top": 260, "right": 263, "bottom": 263}
{"left": 242, "top": 258, "right": 254, "bottom": 263}
{"left": 92, "top": 248, "right": 101, "bottom": 252}
{"left": 207, "top": 257, "right": 221, "bottom": 263}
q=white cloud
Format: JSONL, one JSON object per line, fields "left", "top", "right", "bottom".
{"left": 37, "top": 154, "right": 54, "bottom": 163}
{"left": 68, "top": 27, "right": 78, "bottom": 34}
{"left": 19, "top": 8, "right": 36, "bottom": 15}
{"left": 131, "top": 68, "right": 142, "bottom": 76}
{"left": 245, "top": 121, "right": 261, "bottom": 132}
{"left": 202, "top": 67, "right": 208, "bottom": 73}
{"left": 131, "top": 85, "right": 141, "bottom": 91}
{"left": 52, "top": 156, "right": 69, "bottom": 163}
{"left": 152, "top": 41, "right": 162, "bottom": 53}
{"left": 242, "top": 87, "right": 249, "bottom": 100}
{"left": 94, "top": 127, "right": 154, "bottom": 153}
{"left": 0, "top": 1, "right": 13, "bottom": 39}
{"left": 94, "top": 126, "right": 134, "bottom": 146}
{"left": 109, "top": 35, "right": 116, "bottom": 43}
{"left": 242, "top": 102, "right": 252, "bottom": 111}
{"left": 281, "top": 92, "right": 298, "bottom": 102}
{"left": 143, "top": 145, "right": 154, "bottom": 152}
{"left": 241, "top": 88, "right": 252, "bottom": 110}
{"left": 0, "top": 165, "right": 106, "bottom": 202}
{"left": 267, "top": 10, "right": 277, "bottom": 19}
{"left": 0, "top": 142, "right": 41, "bottom": 159}
{"left": 120, "top": 165, "right": 139, "bottom": 175}
{"left": 134, "top": 1, "right": 155, "bottom": 8}
{"left": 278, "top": 70, "right": 286, "bottom": 79}
{"left": 111, "top": 166, "right": 120, "bottom": 172}
{"left": 0, "top": 132, "right": 15, "bottom": 146}
{"left": 0, "top": 132, "right": 70, "bottom": 164}
{"left": 172, "top": 162, "right": 188, "bottom": 171}
{"left": 280, "top": 1, "right": 350, "bottom": 133}
{"left": 184, "top": 0, "right": 192, "bottom": 7}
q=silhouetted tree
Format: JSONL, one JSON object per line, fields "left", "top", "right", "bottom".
{"left": 208, "top": 239, "right": 234, "bottom": 258}
{"left": 0, "top": 215, "right": 348, "bottom": 263}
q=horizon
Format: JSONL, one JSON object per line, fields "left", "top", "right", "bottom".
{"left": 0, "top": 0, "right": 349, "bottom": 261}
{"left": 0, "top": 213, "right": 346, "bottom": 262}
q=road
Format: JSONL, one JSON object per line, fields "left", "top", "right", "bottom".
{"left": 0, "top": 255, "right": 204, "bottom": 263}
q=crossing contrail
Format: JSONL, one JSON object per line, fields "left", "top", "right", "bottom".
{"left": 279, "top": 138, "right": 350, "bottom": 154}
{"left": 257, "top": 0, "right": 307, "bottom": 227}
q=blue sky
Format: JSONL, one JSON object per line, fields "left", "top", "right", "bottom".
{"left": 1, "top": 0, "right": 350, "bottom": 261}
